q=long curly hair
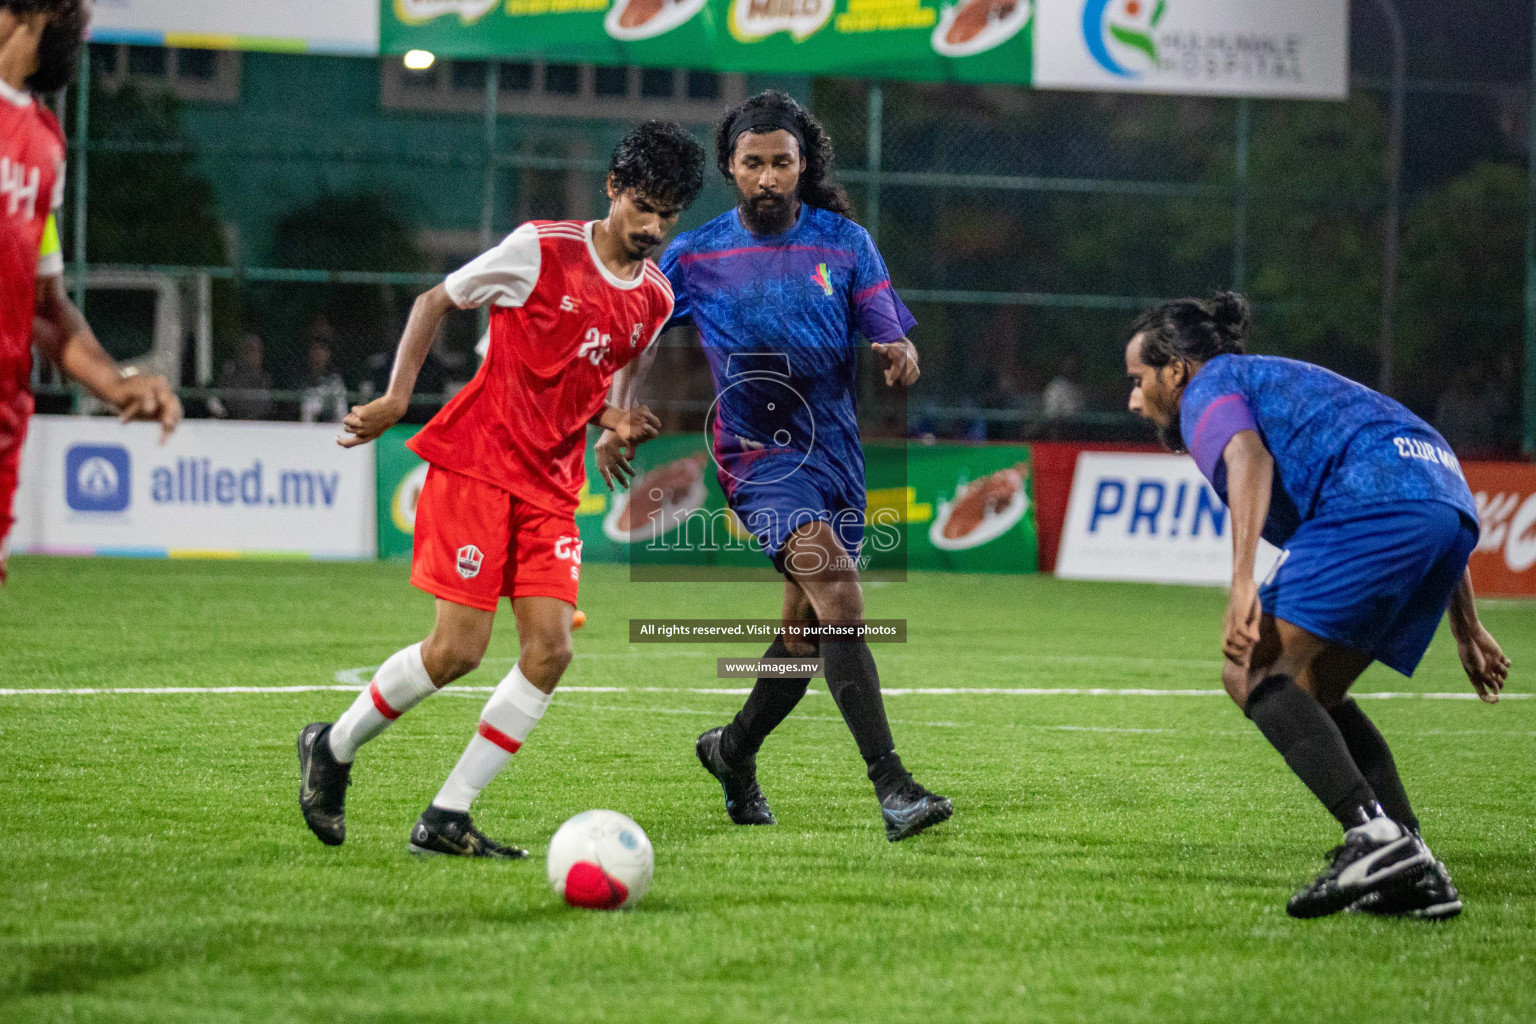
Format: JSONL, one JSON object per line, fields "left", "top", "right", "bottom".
{"left": 715, "top": 90, "right": 854, "bottom": 219}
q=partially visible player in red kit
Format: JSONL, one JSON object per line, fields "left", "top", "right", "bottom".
{"left": 0, "top": 0, "right": 180, "bottom": 582}
{"left": 297, "top": 120, "right": 706, "bottom": 858}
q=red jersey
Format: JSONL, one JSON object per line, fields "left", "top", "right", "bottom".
{"left": 0, "top": 80, "right": 65, "bottom": 446}
{"left": 408, "top": 220, "right": 674, "bottom": 517}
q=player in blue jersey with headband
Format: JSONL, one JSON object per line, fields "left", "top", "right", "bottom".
{"left": 1125, "top": 291, "right": 1509, "bottom": 920}
{"left": 597, "top": 91, "right": 952, "bottom": 842}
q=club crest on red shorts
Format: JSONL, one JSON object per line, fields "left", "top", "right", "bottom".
{"left": 456, "top": 544, "right": 484, "bottom": 579}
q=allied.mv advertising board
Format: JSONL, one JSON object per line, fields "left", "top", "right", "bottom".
{"left": 91, "top": 0, "right": 380, "bottom": 53}
{"left": 12, "top": 416, "right": 376, "bottom": 559}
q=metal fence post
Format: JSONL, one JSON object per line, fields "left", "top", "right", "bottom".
{"left": 480, "top": 60, "right": 500, "bottom": 253}
{"left": 1372, "top": 0, "right": 1406, "bottom": 397}
{"left": 1233, "top": 97, "right": 1250, "bottom": 293}
{"left": 479, "top": 60, "right": 499, "bottom": 336}
{"left": 71, "top": 51, "right": 89, "bottom": 312}
{"left": 865, "top": 81, "right": 883, "bottom": 244}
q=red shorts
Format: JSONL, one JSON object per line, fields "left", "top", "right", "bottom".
{"left": 410, "top": 464, "right": 581, "bottom": 611}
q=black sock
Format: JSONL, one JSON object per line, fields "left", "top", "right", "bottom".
{"left": 1245, "top": 675, "right": 1379, "bottom": 830}
{"left": 1328, "top": 698, "right": 1419, "bottom": 833}
{"left": 865, "top": 751, "right": 910, "bottom": 800}
{"left": 720, "top": 636, "right": 810, "bottom": 763}
{"left": 821, "top": 640, "right": 906, "bottom": 797}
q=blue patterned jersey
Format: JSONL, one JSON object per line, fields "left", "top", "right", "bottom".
{"left": 659, "top": 204, "right": 915, "bottom": 502}
{"left": 1179, "top": 354, "right": 1477, "bottom": 547}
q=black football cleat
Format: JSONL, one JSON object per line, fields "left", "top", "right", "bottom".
{"left": 1351, "top": 857, "right": 1463, "bottom": 921}
{"left": 881, "top": 777, "right": 954, "bottom": 842}
{"left": 408, "top": 806, "right": 529, "bottom": 859}
{"left": 695, "top": 726, "right": 776, "bottom": 826}
{"left": 1286, "top": 819, "right": 1433, "bottom": 919}
{"left": 298, "top": 722, "right": 351, "bottom": 846}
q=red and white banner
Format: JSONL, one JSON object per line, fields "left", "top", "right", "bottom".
{"left": 1466, "top": 462, "right": 1536, "bottom": 598}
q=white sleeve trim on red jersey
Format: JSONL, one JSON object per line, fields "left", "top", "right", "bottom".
{"left": 50, "top": 158, "right": 65, "bottom": 212}
{"left": 0, "top": 78, "right": 32, "bottom": 108}
{"left": 444, "top": 222, "right": 542, "bottom": 310}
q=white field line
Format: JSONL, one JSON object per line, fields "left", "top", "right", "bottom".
{"left": 445, "top": 694, "right": 963, "bottom": 729}
{"left": 0, "top": 684, "right": 1526, "bottom": 702}
{"left": 333, "top": 651, "right": 1233, "bottom": 685}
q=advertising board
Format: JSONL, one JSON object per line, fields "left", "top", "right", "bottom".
{"left": 13, "top": 416, "right": 376, "bottom": 559}
{"left": 1056, "top": 451, "right": 1280, "bottom": 585}
{"left": 1033, "top": 0, "right": 1348, "bottom": 98}
{"left": 1465, "top": 462, "right": 1536, "bottom": 599}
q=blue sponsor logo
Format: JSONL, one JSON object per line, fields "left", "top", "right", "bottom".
{"left": 1088, "top": 475, "right": 1226, "bottom": 538}
{"left": 65, "top": 444, "right": 131, "bottom": 512}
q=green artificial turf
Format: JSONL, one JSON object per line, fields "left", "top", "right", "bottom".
{"left": 2, "top": 556, "right": 1533, "bottom": 1023}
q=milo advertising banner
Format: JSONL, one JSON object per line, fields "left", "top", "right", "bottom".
{"left": 383, "top": 0, "right": 1035, "bottom": 83}
{"left": 377, "top": 425, "right": 1037, "bottom": 574}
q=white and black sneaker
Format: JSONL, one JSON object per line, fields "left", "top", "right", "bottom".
{"left": 297, "top": 722, "right": 350, "bottom": 847}
{"left": 1351, "top": 856, "right": 1463, "bottom": 921}
{"left": 1287, "top": 816, "right": 1433, "bottom": 919}
{"left": 408, "top": 806, "right": 529, "bottom": 860}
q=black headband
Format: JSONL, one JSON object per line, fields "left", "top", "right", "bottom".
{"left": 726, "top": 108, "right": 806, "bottom": 159}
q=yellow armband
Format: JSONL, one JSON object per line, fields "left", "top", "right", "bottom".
{"left": 38, "top": 212, "right": 63, "bottom": 277}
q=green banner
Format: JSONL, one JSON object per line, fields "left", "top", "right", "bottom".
{"left": 377, "top": 425, "right": 1035, "bottom": 574}
{"left": 376, "top": 425, "right": 430, "bottom": 560}
{"left": 383, "top": 0, "right": 1033, "bottom": 84}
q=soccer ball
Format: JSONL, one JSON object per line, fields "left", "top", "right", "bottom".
{"left": 547, "top": 810, "right": 653, "bottom": 910}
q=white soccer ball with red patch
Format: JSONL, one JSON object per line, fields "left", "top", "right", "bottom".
{"left": 547, "top": 810, "right": 653, "bottom": 910}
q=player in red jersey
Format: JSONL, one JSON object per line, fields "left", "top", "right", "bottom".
{"left": 297, "top": 120, "right": 705, "bottom": 857}
{"left": 0, "top": 0, "right": 180, "bottom": 582}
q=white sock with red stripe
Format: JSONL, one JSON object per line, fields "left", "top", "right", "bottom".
{"left": 431, "top": 664, "right": 551, "bottom": 813}
{"left": 327, "top": 642, "right": 437, "bottom": 764}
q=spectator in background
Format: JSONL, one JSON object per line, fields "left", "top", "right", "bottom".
{"left": 212, "top": 333, "right": 272, "bottom": 420}
{"left": 1486, "top": 351, "right": 1522, "bottom": 454}
{"left": 368, "top": 329, "right": 447, "bottom": 425}
{"left": 1042, "top": 354, "right": 1086, "bottom": 421}
{"left": 299, "top": 331, "right": 349, "bottom": 424}
{"left": 1433, "top": 362, "right": 1501, "bottom": 458}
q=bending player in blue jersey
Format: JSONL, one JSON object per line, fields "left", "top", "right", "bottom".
{"left": 598, "top": 91, "right": 952, "bottom": 841}
{"left": 1125, "top": 292, "right": 1509, "bottom": 919}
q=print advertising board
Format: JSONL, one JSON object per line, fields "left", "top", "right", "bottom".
{"left": 1056, "top": 451, "right": 1281, "bottom": 585}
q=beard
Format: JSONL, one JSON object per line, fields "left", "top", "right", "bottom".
{"left": 27, "top": 2, "right": 88, "bottom": 94}
{"left": 736, "top": 187, "right": 797, "bottom": 235}
{"left": 624, "top": 232, "right": 661, "bottom": 261}
{"left": 1156, "top": 417, "right": 1187, "bottom": 452}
